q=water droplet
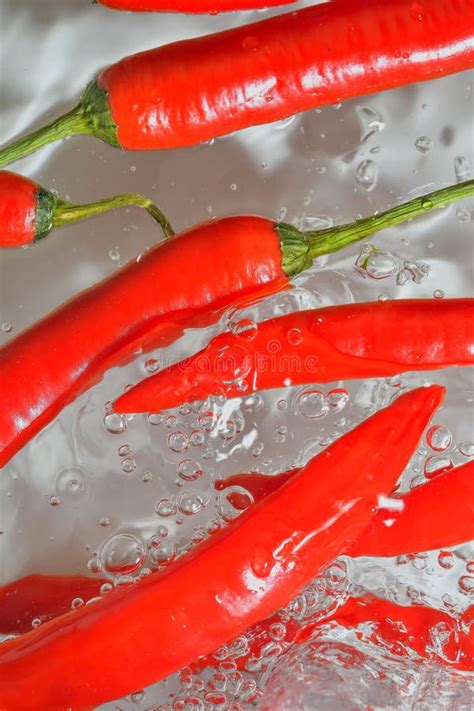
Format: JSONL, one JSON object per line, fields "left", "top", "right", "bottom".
{"left": 424, "top": 456, "right": 454, "bottom": 478}
{"left": 229, "top": 318, "right": 258, "bottom": 340}
{"left": 1, "top": 322, "right": 12, "bottom": 333}
{"left": 456, "top": 208, "right": 471, "bottom": 223}
{"left": 454, "top": 156, "right": 471, "bottom": 182}
{"left": 56, "top": 466, "right": 87, "bottom": 502}
{"left": 155, "top": 499, "right": 177, "bottom": 517}
{"left": 458, "top": 575, "right": 474, "bottom": 594}
{"left": 356, "top": 106, "right": 385, "bottom": 143}
{"left": 144, "top": 358, "right": 160, "bottom": 373}
{"left": 427, "top": 425, "right": 452, "bottom": 452}
{"left": 287, "top": 328, "right": 303, "bottom": 345}
{"left": 178, "top": 491, "right": 204, "bottom": 516}
{"left": 459, "top": 441, "right": 474, "bottom": 457}
{"left": 415, "top": 135, "right": 433, "bottom": 153}
{"left": 168, "top": 431, "right": 189, "bottom": 453}
{"left": 104, "top": 412, "right": 127, "bottom": 434}
{"left": 148, "top": 412, "right": 164, "bottom": 426}
{"left": 356, "top": 159, "right": 378, "bottom": 191}
{"left": 121, "top": 458, "right": 136, "bottom": 474}
{"left": 327, "top": 388, "right": 349, "bottom": 412}
{"left": 297, "top": 389, "right": 329, "bottom": 419}
{"left": 101, "top": 533, "right": 145, "bottom": 575}
{"left": 87, "top": 557, "right": 102, "bottom": 574}
{"left": 177, "top": 458, "right": 203, "bottom": 481}
{"left": 150, "top": 541, "right": 176, "bottom": 567}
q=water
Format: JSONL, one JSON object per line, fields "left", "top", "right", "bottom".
{"left": 0, "top": 1, "right": 473, "bottom": 709}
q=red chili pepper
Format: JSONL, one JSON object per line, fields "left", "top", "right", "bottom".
{"left": 114, "top": 298, "right": 474, "bottom": 414}
{"left": 217, "top": 460, "right": 474, "bottom": 557}
{"left": 0, "top": 385, "right": 443, "bottom": 709}
{"left": 1, "top": 0, "right": 473, "bottom": 166}
{"left": 0, "top": 170, "right": 173, "bottom": 247}
{"left": 2, "top": 459, "right": 471, "bottom": 637}
{"left": 98, "top": 0, "right": 294, "bottom": 11}
{"left": 307, "top": 596, "right": 474, "bottom": 671}
{"left": 350, "top": 460, "right": 474, "bottom": 558}
{"left": 1, "top": 182, "right": 466, "bottom": 469}
{"left": 0, "top": 574, "right": 104, "bottom": 635}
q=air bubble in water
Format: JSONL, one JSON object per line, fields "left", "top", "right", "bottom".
{"left": 356, "top": 106, "right": 385, "bottom": 143}
{"left": 56, "top": 466, "right": 87, "bottom": 502}
{"left": 426, "top": 425, "right": 452, "bottom": 452}
{"left": 366, "top": 252, "right": 399, "bottom": 279}
{"left": 101, "top": 533, "right": 145, "bottom": 575}
{"left": 458, "top": 576, "right": 474, "bottom": 594}
{"left": 327, "top": 388, "right": 349, "bottom": 412}
{"left": 168, "top": 431, "right": 189, "bottom": 453}
{"left": 356, "top": 159, "right": 378, "bottom": 191}
{"left": 456, "top": 208, "right": 471, "bottom": 223}
{"left": 150, "top": 541, "right": 176, "bottom": 566}
{"left": 118, "top": 444, "right": 132, "bottom": 457}
{"left": 155, "top": 499, "right": 177, "bottom": 517}
{"left": 148, "top": 412, "right": 164, "bottom": 426}
{"left": 178, "top": 491, "right": 204, "bottom": 516}
{"left": 433, "top": 289, "right": 445, "bottom": 299}
{"left": 121, "top": 458, "right": 136, "bottom": 473}
{"left": 424, "top": 456, "right": 453, "bottom": 478}
{"left": 459, "top": 441, "right": 474, "bottom": 457}
{"left": 1, "top": 322, "right": 12, "bottom": 333}
{"left": 415, "top": 136, "right": 433, "bottom": 153}
{"left": 145, "top": 358, "right": 160, "bottom": 373}
{"left": 297, "top": 390, "right": 329, "bottom": 418}
{"left": 454, "top": 155, "right": 470, "bottom": 182}
{"left": 438, "top": 551, "right": 455, "bottom": 570}
{"left": 177, "top": 458, "right": 203, "bottom": 481}
{"left": 48, "top": 496, "right": 61, "bottom": 507}
{"left": 104, "top": 412, "right": 127, "bottom": 434}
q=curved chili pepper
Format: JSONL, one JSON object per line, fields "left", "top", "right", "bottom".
{"left": 0, "top": 574, "right": 104, "bottom": 635}
{"left": 98, "top": 0, "right": 294, "bottom": 11}
{"left": 1, "top": 182, "right": 466, "bottom": 469}
{"left": 217, "top": 460, "right": 474, "bottom": 557}
{"left": 2, "top": 458, "right": 471, "bottom": 637}
{"left": 0, "top": 385, "right": 443, "bottom": 709}
{"left": 1, "top": 0, "right": 473, "bottom": 166}
{"left": 0, "top": 170, "right": 173, "bottom": 247}
{"left": 308, "top": 596, "right": 474, "bottom": 671}
{"left": 114, "top": 298, "right": 474, "bottom": 414}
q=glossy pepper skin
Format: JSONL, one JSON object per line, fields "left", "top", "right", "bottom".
{"left": 0, "top": 386, "right": 444, "bottom": 709}
{"left": 0, "top": 169, "right": 173, "bottom": 247}
{"left": 98, "top": 0, "right": 294, "bottom": 11}
{"left": 0, "top": 171, "right": 39, "bottom": 246}
{"left": 1, "top": 0, "right": 473, "bottom": 166}
{"left": 217, "top": 460, "right": 474, "bottom": 558}
{"left": 0, "top": 217, "right": 285, "bottom": 469}
{"left": 0, "top": 181, "right": 470, "bottom": 469}
{"left": 2, "top": 459, "right": 471, "bottom": 637}
{"left": 99, "top": 0, "right": 474, "bottom": 150}
{"left": 114, "top": 298, "right": 474, "bottom": 413}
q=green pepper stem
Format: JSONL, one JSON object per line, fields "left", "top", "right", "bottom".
{"left": 52, "top": 194, "right": 175, "bottom": 239}
{"left": 0, "top": 104, "right": 89, "bottom": 169}
{"left": 306, "top": 180, "right": 474, "bottom": 259}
